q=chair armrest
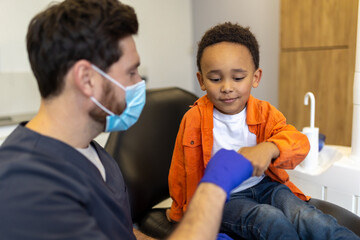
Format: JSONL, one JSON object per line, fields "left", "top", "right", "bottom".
{"left": 308, "top": 198, "right": 360, "bottom": 236}
{"left": 138, "top": 208, "right": 177, "bottom": 239}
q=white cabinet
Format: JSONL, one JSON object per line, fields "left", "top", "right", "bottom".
{"left": 289, "top": 176, "right": 324, "bottom": 200}
{"left": 326, "top": 187, "right": 354, "bottom": 212}
{"left": 287, "top": 145, "right": 360, "bottom": 216}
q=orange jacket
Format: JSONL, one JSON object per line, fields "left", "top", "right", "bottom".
{"left": 168, "top": 94, "right": 310, "bottom": 222}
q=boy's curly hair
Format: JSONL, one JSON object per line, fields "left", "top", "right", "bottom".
{"left": 196, "top": 22, "right": 259, "bottom": 72}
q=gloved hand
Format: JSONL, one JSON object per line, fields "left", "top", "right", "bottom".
{"left": 200, "top": 148, "right": 253, "bottom": 199}
{"left": 217, "top": 233, "right": 233, "bottom": 240}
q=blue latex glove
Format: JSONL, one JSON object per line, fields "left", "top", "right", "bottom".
{"left": 217, "top": 233, "right": 233, "bottom": 240}
{"left": 200, "top": 148, "right": 253, "bottom": 198}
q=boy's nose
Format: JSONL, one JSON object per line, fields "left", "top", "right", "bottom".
{"left": 221, "top": 80, "right": 233, "bottom": 93}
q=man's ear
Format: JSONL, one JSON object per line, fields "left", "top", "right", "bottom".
{"left": 252, "top": 68, "right": 262, "bottom": 88}
{"left": 196, "top": 72, "right": 207, "bottom": 91}
{"left": 72, "top": 60, "right": 96, "bottom": 97}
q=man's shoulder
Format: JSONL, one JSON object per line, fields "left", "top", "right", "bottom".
{"left": 0, "top": 125, "right": 42, "bottom": 166}
{"left": 1, "top": 124, "right": 63, "bottom": 163}
{"left": 0, "top": 141, "right": 83, "bottom": 187}
{"left": 0, "top": 125, "right": 90, "bottom": 188}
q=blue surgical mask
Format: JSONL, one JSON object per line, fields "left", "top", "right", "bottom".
{"left": 90, "top": 64, "right": 146, "bottom": 132}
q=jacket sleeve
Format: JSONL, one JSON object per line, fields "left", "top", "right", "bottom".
{"left": 265, "top": 106, "right": 310, "bottom": 169}
{"left": 168, "top": 115, "right": 187, "bottom": 222}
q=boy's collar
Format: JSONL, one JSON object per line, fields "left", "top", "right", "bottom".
{"left": 246, "top": 95, "right": 266, "bottom": 125}
{"left": 193, "top": 94, "right": 209, "bottom": 106}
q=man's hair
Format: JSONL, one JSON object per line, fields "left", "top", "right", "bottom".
{"left": 27, "top": 0, "right": 138, "bottom": 98}
{"left": 196, "top": 22, "right": 259, "bottom": 72}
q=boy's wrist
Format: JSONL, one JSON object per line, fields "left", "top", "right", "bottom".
{"left": 265, "top": 141, "right": 280, "bottom": 160}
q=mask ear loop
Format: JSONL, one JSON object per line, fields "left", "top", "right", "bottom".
{"left": 90, "top": 64, "right": 125, "bottom": 116}
{"left": 91, "top": 64, "right": 126, "bottom": 91}
{"left": 90, "top": 97, "right": 115, "bottom": 116}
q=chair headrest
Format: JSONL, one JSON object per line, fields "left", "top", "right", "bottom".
{"left": 105, "top": 87, "right": 198, "bottom": 222}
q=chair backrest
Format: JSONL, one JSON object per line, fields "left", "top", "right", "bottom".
{"left": 105, "top": 87, "right": 198, "bottom": 223}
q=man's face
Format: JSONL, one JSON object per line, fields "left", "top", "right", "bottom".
{"left": 90, "top": 36, "right": 141, "bottom": 124}
{"left": 197, "top": 42, "right": 261, "bottom": 115}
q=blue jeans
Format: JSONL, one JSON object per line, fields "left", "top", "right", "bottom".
{"left": 220, "top": 177, "right": 359, "bottom": 240}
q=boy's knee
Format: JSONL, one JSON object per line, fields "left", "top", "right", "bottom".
{"left": 222, "top": 204, "right": 299, "bottom": 239}
{"left": 233, "top": 204, "right": 287, "bottom": 227}
{"left": 254, "top": 204, "right": 285, "bottom": 220}
{"left": 248, "top": 205, "right": 298, "bottom": 239}
{"left": 298, "top": 205, "right": 337, "bottom": 226}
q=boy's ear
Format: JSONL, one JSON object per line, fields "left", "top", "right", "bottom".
{"left": 72, "top": 60, "right": 96, "bottom": 97}
{"left": 252, "top": 68, "right": 262, "bottom": 88}
{"left": 196, "top": 72, "right": 207, "bottom": 91}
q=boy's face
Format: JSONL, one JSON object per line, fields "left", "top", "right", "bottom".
{"left": 197, "top": 42, "right": 261, "bottom": 115}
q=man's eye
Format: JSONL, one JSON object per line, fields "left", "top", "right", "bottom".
{"left": 130, "top": 71, "right": 140, "bottom": 79}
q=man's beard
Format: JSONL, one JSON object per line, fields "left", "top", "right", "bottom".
{"left": 89, "top": 81, "right": 126, "bottom": 130}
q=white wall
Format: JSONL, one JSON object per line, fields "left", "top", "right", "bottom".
{"left": 121, "top": 0, "right": 194, "bottom": 91}
{"left": 0, "top": 0, "right": 53, "bottom": 117}
{"left": 0, "top": 0, "right": 279, "bottom": 119}
{"left": 0, "top": 0, "right": 54, "bottom": 72}
{"left": 191, "top": 0, "right": 280, "bottom": 107}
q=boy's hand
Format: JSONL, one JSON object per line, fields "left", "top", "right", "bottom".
{"left": 166, "top": 209, "right": 173, "bottom": 223}
{"left": 238, "top": 142, "right": 280, "bottom": 176}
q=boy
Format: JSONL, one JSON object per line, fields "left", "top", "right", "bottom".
{"left": 167, "top": 22, "right": 359, "bottom": 239}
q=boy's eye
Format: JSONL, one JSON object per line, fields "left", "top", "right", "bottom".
{"left": 234, "top": 77, "right": 245, "bottom": 81}
{"left": 209, "top": 78, "right": 221, "bottom": 82}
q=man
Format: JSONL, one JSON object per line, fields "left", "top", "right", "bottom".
{"left": 0, "top": 0, "right": 252, "bottom": 239}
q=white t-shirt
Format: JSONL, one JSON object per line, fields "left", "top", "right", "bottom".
{"left": 76, "top": 144, "right": 106, "bottom": 181}
{"left": 212, "top": 107, "right": 264, "bottom": 193}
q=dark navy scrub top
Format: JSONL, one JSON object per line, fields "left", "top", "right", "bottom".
{"left": 0, "top": 123, "right": 135, "bottom": 240}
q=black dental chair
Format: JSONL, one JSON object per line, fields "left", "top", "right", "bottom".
{"left": 104, "top": 87, "right": 360, "bottom": 239}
